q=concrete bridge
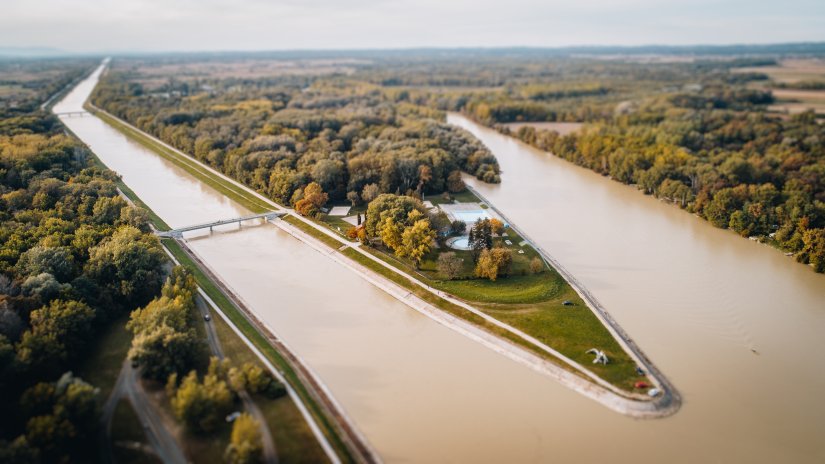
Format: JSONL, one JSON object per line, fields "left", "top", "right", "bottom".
{"left": 156, "top": 211, "right": 285, "bottom": 238}
{"left": 55, "top": 111, "right": 91, "bottom": 118}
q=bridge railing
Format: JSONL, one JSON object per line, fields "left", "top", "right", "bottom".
{"left": 156, "top": 211, "right": 284, "bottom": 237}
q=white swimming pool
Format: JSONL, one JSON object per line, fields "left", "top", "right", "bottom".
{"left": 453, "top": 210, "right": 491, "bottom": 224}
{"left": 447, "top": 236, "right": 472, "bottom": 250}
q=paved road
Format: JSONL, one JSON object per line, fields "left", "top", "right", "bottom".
{"left": 101, "top": 360, "right": 187, "bottom": 464}
{"left": 197, "top": 296, "right": 279, "bottom": 464}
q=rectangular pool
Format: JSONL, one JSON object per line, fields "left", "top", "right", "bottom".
{"left": 454, "top": 210, "right": 491, "bottom": 224}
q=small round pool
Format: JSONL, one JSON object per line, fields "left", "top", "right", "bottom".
{"left": 447, "top": 236, "right": 472, "bottom": 250}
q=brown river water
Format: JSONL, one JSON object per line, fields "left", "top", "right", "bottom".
{"left": 53, "top": 65, "right": 825, "bottom": 463}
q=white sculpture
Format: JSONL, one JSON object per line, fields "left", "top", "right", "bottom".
{"left": 586, "top": 348, "right": 609, "bottom": 365}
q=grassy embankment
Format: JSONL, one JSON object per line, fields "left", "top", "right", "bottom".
{"left": 89, "top": 107, "right": 273, "bottom": 214}
{"left": 94, "top": 107, "right": 641, "bottom": 392}
{"left": 76, "top": 317, "right": 160, "bottom": 463}
{"left": 210, "top": 312, "right": 329, "bottom": 463}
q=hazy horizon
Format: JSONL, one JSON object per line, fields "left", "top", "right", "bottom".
{"left": 2, "top": 0, "right": 824, "bottom": 54}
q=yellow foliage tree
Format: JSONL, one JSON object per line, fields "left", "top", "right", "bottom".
{"left": 224, "top": 413, "right": 262, "bottom": 464}
{"left": 489, "top": 218, "right": 505, "bottom": 236}
{"left": 380, "top": 216, "right": 404, "bottom": 251}
{"left": 398, "top": 219, "right": 435, "bottom": 267}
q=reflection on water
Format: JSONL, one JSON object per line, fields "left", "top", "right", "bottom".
{"left": 54, "top": 65, "right": 825, "bottom": 463}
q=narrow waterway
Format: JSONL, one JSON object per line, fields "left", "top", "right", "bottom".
{"left": 54, "top": 64, "right": 825, "bottom": 463}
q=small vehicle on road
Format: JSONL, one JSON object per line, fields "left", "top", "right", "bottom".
{"left": 204, "top": 313, "right": 211, "bottom": 321}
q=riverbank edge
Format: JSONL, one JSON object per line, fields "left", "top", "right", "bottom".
{"left": 85, "top": 93, "right": 680, "bottom": 417}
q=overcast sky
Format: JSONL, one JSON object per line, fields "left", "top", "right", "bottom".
{"left": 2, "top": 0, "right": 824, "bottom": 53}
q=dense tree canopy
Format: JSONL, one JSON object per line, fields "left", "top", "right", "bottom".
{"left": 0, "top": 60, "right": 168, "bottom": 462}
{"left": 128, "top": 266, "right": 205, "bottom": 381}
{"left": 91, "top": 68, "right": 501, "bottom": 211}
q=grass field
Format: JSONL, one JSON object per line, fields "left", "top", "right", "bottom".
{"left": 341, "top": 246, "right": 638, "bottom": 390}
{"left": 76, "top": 314, "right": 132, "bottom": 400}
{"left": 735, "top": 58, "right": 825, "bottom": 84}
{"left": 736, "top": 59, "right": 825, "bottom": 116}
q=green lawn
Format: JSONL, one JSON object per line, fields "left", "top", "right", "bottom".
{"left": 478, "top": 290, "right": 637, "bottom": 389}
{"left": 76, "top": 314, "right": 132, "bottom": 400}
{"left": 423, "top": 190, "right": 478, "bottom": 205}
{"left": 318, "top": 204, "right": 366, "bottom": 242}
{"left": 434, "top": 273, "right": 560, "bottom": 304}
{"left": 348, "top": 246, "right": 639, "bottom": 390}
{"left": 282, "top": 215, "right": 346, "bottom": 249}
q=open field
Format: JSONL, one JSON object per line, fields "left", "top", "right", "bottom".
{"left": 75, "top": 314, "right": 133, "bottom": 400}
{"left": 112, "top": 58, "right": 367, "bottom": 90}
{"left": 770, "top": 88, "right": 825, "bottom": 115}
{"left": 734, "top": 59, "right": 825, "bottom": 115}
{"left": 735, "top": 58, "right": 825, "bottom": 83}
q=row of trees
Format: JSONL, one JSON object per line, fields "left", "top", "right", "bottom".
{"left": 130, "top": 266, "right": 282, "bottom": 463}
{"left": 127, "top": 266, "right": 205, "bottom": 380}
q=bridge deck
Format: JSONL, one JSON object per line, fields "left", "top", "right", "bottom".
{"left": 156, "top": 211, "right": 284, "bottom": 237}
{"left": 55, "top": 111, "right": 91, "bottom": 117}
